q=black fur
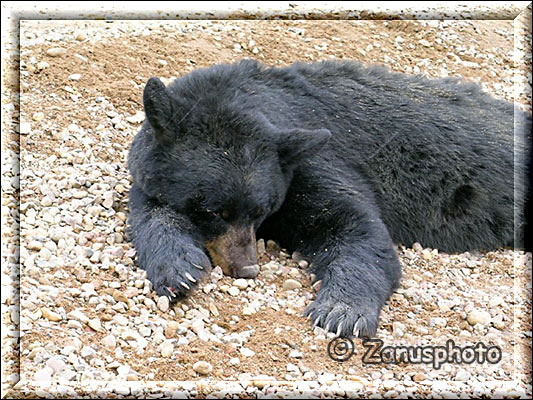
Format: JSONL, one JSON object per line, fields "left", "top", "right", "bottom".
{"left": 127, "top": 59, "right": 531, "bottom": 338}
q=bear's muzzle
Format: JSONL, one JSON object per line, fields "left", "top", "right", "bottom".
{"left": 205, "top": 225, "right": 259, "bottom": 278}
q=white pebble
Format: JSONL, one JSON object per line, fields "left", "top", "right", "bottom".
{"left": 240, "top": 347, "right": 255, "bottom": 357}
{"left": 46, "top": 47, "right": 67, "bottom": 57}
{"left": 193, "top": 361, "right": 213, "bottom": 375}
{"left": 33, "top": 367, "right": 53, "bottom": 381}
{"left": 157, "top": 296, "right": 170, "bottom": 312}
{"left": 20, "top": 122, "right": 31, "bottom": 135}
{"left": 233, "top": 278, "right": 248, "bottom": 290}
{"left": 283, "top": 279, "right": 302, "bottom": 290}
{"left": 467, "top": 309, "right": 491, "bottom": 326}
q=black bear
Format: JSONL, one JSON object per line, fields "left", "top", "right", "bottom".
{"left": 127, "top": 59, "right": 531, "bottom": 338}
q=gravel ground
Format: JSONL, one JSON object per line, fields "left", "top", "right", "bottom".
{"left": 2, "top": 4, "right": 532, "bottom": 399}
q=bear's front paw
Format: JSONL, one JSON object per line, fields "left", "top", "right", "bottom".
{"left": 303, "top": 286, "right": 380, "bottom": 338}
{"left": 141, "top": 247, "right": 212, "bottom": 301}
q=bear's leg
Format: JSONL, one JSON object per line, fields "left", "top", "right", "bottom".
{"left": 126, "top": 184, "right": 212, "bottom": 299}
{"left": 261, "top": 176, "right": 401, "bottom": 338}
{"left": 301, "top": 214, "right": 401, "bottom": 338}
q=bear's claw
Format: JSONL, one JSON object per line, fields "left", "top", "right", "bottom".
{"left": 303, "top": 287, "right": 379, "bottom": 338}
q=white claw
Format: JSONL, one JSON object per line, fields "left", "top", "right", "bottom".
{"left": 185, "top": 272, "right": 196, "bottom": 283}
{"left": 336, "top": 322, "right": 343, "bottom": 337}
{"left": 312, "top": 280, "right": 322, "bottom": 290}
{"left": 325, "top": 321, "right": 331, "bottom": 332}
{"left": 353, "top": 318, "right": 364, "bottom": 337}
{"left": 166, "top": 287, "right": 176, "bottom": 298}
{"left": 179, "top": 281, "right": 190, "bottom": 290}
{"left": 192, "top": 263, "right": 203, "bottom": 270}
{"left": 313, "top": 316, "right": 321, "bottom": 327}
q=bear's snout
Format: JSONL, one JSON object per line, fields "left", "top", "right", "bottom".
{"left": 205, "top": 225, "right": 259, "bottom": 278}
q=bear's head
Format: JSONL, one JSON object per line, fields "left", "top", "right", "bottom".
{"left": 128, "top": 76, "right": 330, "bottom": 278}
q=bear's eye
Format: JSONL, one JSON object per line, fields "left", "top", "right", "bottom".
{"left": 220, "top": 209, "right": 230, "bottom": 220}
{"left": 210, "top": 209, "right": 230, "bottom": 221}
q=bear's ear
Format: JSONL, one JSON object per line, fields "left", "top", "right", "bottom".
{"left": 276, "top": 128, "right": 331, "bottom": 165}
{"left": 143, "top": 77, "right": 176, "bottom": 143}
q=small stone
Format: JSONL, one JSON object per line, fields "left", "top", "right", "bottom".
{"left": 75, "top": 32, "right": 87, "bottom": 41}
{"left": 102, "top": 334, "right": 116, "bottom": 349}
{"left": 233, "top": 279, "right": 248, "bottom": 290}
{"left": 289, "top": 350, "right": 302, "bottom": 358}
{"left": 383, "top": 380, "right": 396, "bottom": 390}
{"left": 228, "top": 287, "right": 240, "bottom": 296}
{"left": 39, "top": 247, "right": 52, "bottom": 261}
{"left": 46, "top": 47, "right": 67, "bottom": 57}
{"left": 41, "top": 307, "right": 62, "bottom": 322}
{"left": 459, "top": 330, "right": 472, "bottom": 337}
{"left": 467, "top": 309, "right": 491, "bottom": 326}
{"left": 102, "top": 192, "right": 114, "bottom": 209}
{"left": 193, "top": 361, "right": 213, "bottom": 375}
{"left": 166, "top": 321, "right": 179, "bottom": 337}
{"left": 144, "top": 298, "right": 155, "bottom": 309}
{"left": 392, "top": 321, "right": 405, "bottom": 338}
{"left": 61, "top": 346, "right": 76, "bottom": 356}
{"left": 122, "top": 330, "right": 139, "bottom": 341}
{"left": 117, "top": 365, "right": 130, "bottom": 377}
{"left": 412, "top": 373, "right": 426, "bottom": 382}
{"left": 318, "top": 372, "right": 336, "bottom": 384}
{"left": 69, "top": 74, "right": 81, "bottom": 81}
{"left": 412, "top": 242, "right": 423, "bottom": 252}
{"left": 20, "top": 122, "right": 31, "bottom": 134}
{"left": 157, "top": 296, "right": 170, "bottom": 312}
{"left": 126, "top": 111, "right": 145, "bottom": 124}
{"left": 67, "top": 123, "right": 79, "bottom": 133}
{"left": 46, "top": 357, "right": 66, "bottom": 374}
{"left": 112, "top": 290, "right": 128, "bottom": 303}
{"left": 88, "top": 317, "right": 103, "bottom": 332}
{"left": 430, "top": 317, "right": 447, "bottom": 327}
{"left": 67, "top": 320, "right": 82, "bottom": 329}
{"left": 256, "top": 239, "right": 266, "bottom": 255}
{"left": 115, "top": 387, "right": 130, "bottom": 396}
{"left": 243, "top": 306, "right": 256, "bottom": 316}
{"left": 41, "top": 196, "right": 52, "bottom": 207}
{"left": 229, "top": 357, "right": 240, "bottom": 366}
{"left": 283, "top": 279, "right": 302, "bottom": 291}
{"left": 32, "top": 112, "right": 45, "bottom": 121}
{"left": 36, "top": 61, "right": 49, "bottom": 70}
{"left": 160, "top": 342, "right": 174, "bottom": 357}
{"left": 240, "top": 347, "right": 255, "bottom": 357}
{"left": 139, "top": 326, "right": 151, "bottom": 337}
{"left": 28, "top": 240, "right": 43, "bottom": 251}
{"left": 81, "top": 346, "right": 96, "bottom": 359}
{"left": 33, "top": 367, "right": 53, "bottom": 381}
{"left": 455, "top": 369, "right": 471, "bottom": 381}
{"left": 67, "top": 309, "right": 89, "bottom": 323}
{"left": 208, "top": 302, "right": 219, "bottom": 317}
